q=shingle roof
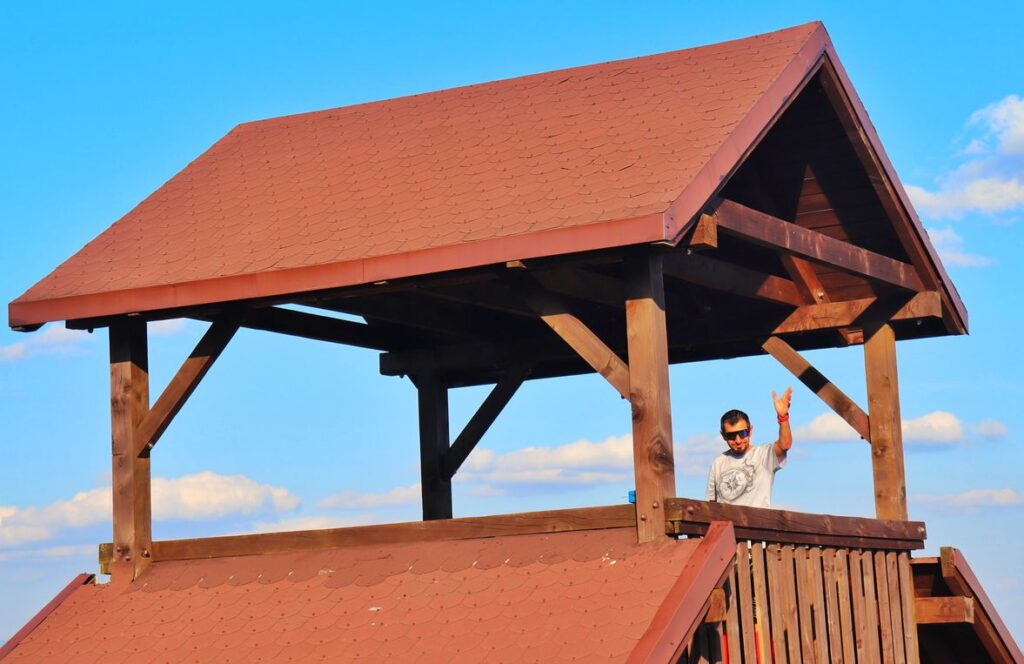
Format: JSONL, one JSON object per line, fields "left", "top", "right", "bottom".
{"left": 1, "top": 526, "right": 736, "bottom": 663}
{"left": 10, "top": 22, "right": 832, "bottom": 328}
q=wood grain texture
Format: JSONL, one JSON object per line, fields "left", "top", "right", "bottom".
{"left": 913, "top": 597, "right": 975, "bottom": 624}
{"left": 735, "top": 542, "right": 758, "bottom": 664}
{"left": 109, "top": 319, "right": 151, "bottom": 582}
{"left": 712, "top": 197, "right": 923, "bottom": 291}
{"left": 665, "top": 498, "right": 926, "bottom": 550}
{"left": 134, "top": 319, "right": 237, "bottom": 455}
{"left": 897, "top": 553, "right": 921, "bottom": 664}
{"left": 152, "top": 504, "right": 636, "bottom": 560}
{"left": 663, "top": 251, "right": 803, "bottom": 307}
{"left": 864, "top": 322, "right": 908, "bottom": 520}
{"left": 625, "top": 254, "right": 676, "bottom": 543}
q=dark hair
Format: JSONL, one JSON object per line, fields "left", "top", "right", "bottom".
{"left": 720, "top": 409, "right": 750, "bottom": 431}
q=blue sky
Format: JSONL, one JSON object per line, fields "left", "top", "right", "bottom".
{"left": 2, "top": 0, "right": 1022, "bottom": 644}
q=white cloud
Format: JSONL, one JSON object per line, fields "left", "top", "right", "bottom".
{"left": 152, "top": 471, "right": 299, "bottom": 520}
{"left": 318, "top": 483, "right": 422, "bottom": 510}
{"left": 971, "top": 94, "right": 1024, "bottom": 154}
{"left": 458, "top": 434, "right": 634, "bottom": 486}
{"left": 675, "top": 432, "right": 728, "bottom": 477}
{"left": 793, "top": 411, "right": 1004, "bottom": 447}
{"left": 974, "top": 419, "right": 1009, "bottom": 439}
{"left": 0, "top": 324, "right": 93, "bottom": 362}
{"left": 914, "top": 488, "right": 1022, "bottom": 511}
{"left": 907, "top": 94, "right": 1024, "bottom": 229}
{"left": 0, "top": 544, "right": 96, "bottom": 563}
{"left": 902, "top": 411, "right": 964, "bottom": 444}
{"left": 149, "top": 318, "right": 188, "bottom": 336}
{"left": 794, "top": 412, "right": 862, "bottom": 442}
{"left": 248, "top": 515, "right": 374, "bottom": 534}
{"left": 0, "top": 471, "right": 300, "bottom": 547}
{"left": 925, "top": 226, "right": 994, "bottom": 268}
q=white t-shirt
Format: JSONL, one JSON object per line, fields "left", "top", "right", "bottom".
{"left": 705, "top": 443, "right": 785, "bottom": 508}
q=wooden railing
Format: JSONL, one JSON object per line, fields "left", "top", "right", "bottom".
{"left": 668, "top": 498, "right": 925, "bottom": 664}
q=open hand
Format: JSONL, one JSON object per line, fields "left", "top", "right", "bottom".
{"left": 772, "top": 387, "right": 792, "bottom": 417}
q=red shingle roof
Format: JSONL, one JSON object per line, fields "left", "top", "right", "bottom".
{"left": 10, "top": 22, "right": 832, "bottom": 327}
{"left": 2, "top": 526, "right": 736, "bottom": 663}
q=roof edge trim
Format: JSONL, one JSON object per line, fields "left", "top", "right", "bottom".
{"left": 627, "top": 522, "right": 737, "bottom": 664}
{"left": 0, "top": 573, "right": 94, "bottom": 660}
{"left": 9, "top": 213, "right": 665, "bottom": 329}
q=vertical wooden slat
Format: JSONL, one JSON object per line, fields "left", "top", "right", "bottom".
{"left": 736, "top": 542, "right": 758, "bottom": 664}
{"left": 897, "top": 553, "right": 921, "bottom": 664}
{"left": 793, "top": 548, "right": 815, "bottom": 662}
{"left": 760, "top": 543, "right": 784, "bottom": 664}
{"left": 625, "top": 254, "right": 676, "bottom": 543}
{"left": 834, "top": 549, "right": 856, "bottom": 664}
{"left": 864, "top": 322, "right": 908, "bottom": 520}
{"left": 809, "top": 548, "right": 830, "bottom": 664}
{"left": 109, "top": 319, "right": 151, "bottom": 583}
{"left": 874, "top": 551, "right": 896, "bottom": 663}
{"left": 849, "top": 551, "right": 868, "bottom": 663}
{"left": 885, "top": 552, "right": 907, "bottom": 664}
{"left": 822, "top": 549, "right": 844, "bottom": 664}
{"left": 725, "top": 570, "right": 743, "bottom": 664}
{"left": 417, "top": 373, "right": 452, "bottom": 520}
{"left": 862, "top": 550, "right": 882, "bottom": 663}
{"left": 781, "top": 545, "right": 802, "bottom": 664}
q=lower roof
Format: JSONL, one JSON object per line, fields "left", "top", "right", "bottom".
{"left": 2, "top": 525, "right": 734, "bottom": 663}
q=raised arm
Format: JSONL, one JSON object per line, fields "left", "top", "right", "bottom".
{"left": 772, "top": 386, "right": 793, "bottom": 461}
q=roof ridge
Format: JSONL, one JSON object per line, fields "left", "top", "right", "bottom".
{"left": 235, "top": 21, "right": 824, "bottom": 130}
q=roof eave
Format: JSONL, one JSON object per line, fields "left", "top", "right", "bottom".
{"left": 8, "top": 212, "right": 668, "bottom": 330}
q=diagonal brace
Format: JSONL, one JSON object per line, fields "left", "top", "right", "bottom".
{"left": 134, "top": 319, "right": 238, "bottom": 456}
{"left": 443, "top": 364, "right": 532, "bottom": 479}
{"left": 521, "top": 284, "right": 630, "bottom": 399}
{"left": 762, "top": 336, "right": 870, "bottom": 441}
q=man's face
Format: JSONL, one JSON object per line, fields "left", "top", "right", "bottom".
{"left": 721, "top": 420, "right": 753, "bottom": 454}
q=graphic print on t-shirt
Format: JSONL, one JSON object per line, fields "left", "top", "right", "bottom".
{"left": 718, "top": 462, "right": 757, "bottom": 501}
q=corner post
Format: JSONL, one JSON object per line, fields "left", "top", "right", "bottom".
{"left": 864, "top": 322, "right": 908, "bottom": 520}
{"left": 417, "top": 372, "right": 452, "bottom": 520}
{"left": 109, "top": 319, "right": 151, "bottom": 581}
{"left": 625, "top": 253, "right": 676, "bottom": 542}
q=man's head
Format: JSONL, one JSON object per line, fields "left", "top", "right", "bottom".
{"left": 720, "top": 409, "right": 753, "bottom": 454}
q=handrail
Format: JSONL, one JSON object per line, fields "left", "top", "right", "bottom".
{"left": 665, "top": 498, "right": 926, "bottom": 550}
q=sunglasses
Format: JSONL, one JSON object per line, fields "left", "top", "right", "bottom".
{"left": 722, "top": 428, "right": 750, "bottom": 441}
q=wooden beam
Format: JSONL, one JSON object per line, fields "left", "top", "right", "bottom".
{"left": 443, "top": 364, "right": 531, "bottom": 479}
{"left": 864, "top": 322, "right": 908, "bottom": 520}
{"left": 665, "top": 498, "right": 927, "bottom": 550}
{"left": 939, "top": 547, "right": 1024, "bottom": 663}
{"left": 417, "top": 373, "right": 452, "bottom": 520}
{"left": 703, "top": 588, "right": 728, "bottom": 623}
{"left": 711, "top": 197, "right": 924, "bottom": 291}
{"left": 108, "top": 319, "right": 151, "bottom": 582}
{"left": 140, "top": 504, "right": 637, "bottom": 561}
{"left": 532, "top": 267, "right": 625, "bottom": 310}
{"left": 228, "top": 306, "right": 404, "bottom": 350}
{"left": 687, "top": 212, "right": 719, "bottom": 250}
{"left": 133, "top": 320, "right": 238, "bottom": 456}
{"left": 625, "top": 254, "right": 676, "bottom": 543}
{"left": 914, "top": 597, "right": 974, "bottom": 624}
{"left": 772, "top": 291, "right": 941, "bottom": 335}
{"left": 762, "top": 336, "right": 870, "bottom": 440}
{"left": 779, "top": 253, "right": 863, "bottom": 345}
{"left": 522, "top": 285, "right": 631, "bottom": 399}
{"left": 663, "top": 252, "right": 804, "bottom": 307}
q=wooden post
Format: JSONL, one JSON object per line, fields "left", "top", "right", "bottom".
{"left": 109, "top": 319, "right": 151, "bottom": 581}
{"left": 864, "top": 322, "right": 908, "bottom": 520}
{"left": 625, "top": 253, "right": 676, "bottom": 543}
{"left": 417, "top": 373, "right": 452, "bottom": 520}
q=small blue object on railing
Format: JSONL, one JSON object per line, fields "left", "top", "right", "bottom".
{"left": 628, "top": 490, "right": 636, "bottom": 504}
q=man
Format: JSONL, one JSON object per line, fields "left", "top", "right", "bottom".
{"left": 706, "top": 387, "right": 792, "bottom": 508}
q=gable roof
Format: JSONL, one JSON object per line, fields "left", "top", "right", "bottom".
{"left": 9, "top": 21, "right": 965, "bottom": 338}
{"left": 1, "top": 524, "right": 735, "bottom": 663}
